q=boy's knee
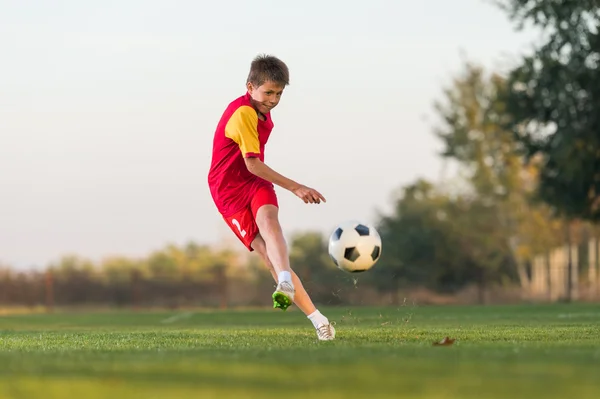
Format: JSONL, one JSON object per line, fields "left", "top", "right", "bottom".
{"left": 255, "top": 205, "right": 280, "bottom": 229}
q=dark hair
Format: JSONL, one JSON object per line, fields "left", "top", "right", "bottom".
{"left": 246, "top": 54, "right": 290, "bottom": 87}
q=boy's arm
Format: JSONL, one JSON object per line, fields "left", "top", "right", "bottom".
{"left": 223, "top": 105, "right": 325, "bottom": 204}
{"left": 245, "top": 158, "right": 299, "bottom": 192}
{"left": 245, "top": 158, "right": 326, "bottom": 204}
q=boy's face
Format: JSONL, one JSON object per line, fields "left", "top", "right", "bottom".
{"left": 247, "top": 80, "right": 285, "bottom": 115}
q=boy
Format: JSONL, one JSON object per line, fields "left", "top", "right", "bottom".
{"left": 207, "top": 54, "right": 336, "bottom": 341}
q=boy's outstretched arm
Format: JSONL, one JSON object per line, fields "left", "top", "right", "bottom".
{"left": 245, "top": 158, "right": 326, "bottom": 204}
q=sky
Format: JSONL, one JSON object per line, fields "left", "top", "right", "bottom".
{"left": 0, "top": 0, "right": 541, "bottom": 269}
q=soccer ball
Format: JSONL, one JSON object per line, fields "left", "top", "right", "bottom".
{"left": 328, "top": 220, "right": 382, "bottom": 273}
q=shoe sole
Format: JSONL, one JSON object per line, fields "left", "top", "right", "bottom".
{"left": 272, "top": 291, "right": 292, "bottom": 311}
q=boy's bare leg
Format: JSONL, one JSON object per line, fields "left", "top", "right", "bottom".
{"left": 254, "top": 204, "right": 291, "bottom": 276}
{"left": 251, "top": 234, "right": 316, "bottom": 316}
{"left": 251, "top": 233, "right": 336, "bottom": 341}
{"left": 254, "top": 204, "right": 296, "bottom": 310}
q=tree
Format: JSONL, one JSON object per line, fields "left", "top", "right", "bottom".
{"left": 374, "top": 180, "right": 452, "bottom": 294}
{"left": 433, "top": 61, "right": 563, "bottom": 293}
{"left": 495, "top": 0, "right": 600, "bottom": 222}
{"left": 372, "top": 179, "right": 511, "bottom": 303}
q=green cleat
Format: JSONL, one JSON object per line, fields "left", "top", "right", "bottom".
{"left": 272, "top": 281, "right": 295, "bottom": 311}
{"left": 272, "top": 292, "right": 292, "bottom": 311}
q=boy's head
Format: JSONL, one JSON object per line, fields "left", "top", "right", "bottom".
{"left": 246, "top": 54, "right": 289, "bottom": 115}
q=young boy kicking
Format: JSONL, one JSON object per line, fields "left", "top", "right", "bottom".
{"left": 207, "top": 54, "right": 335, "bottom": 341}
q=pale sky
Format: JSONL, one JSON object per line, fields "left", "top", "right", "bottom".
{"left": 0, "top": 0, "right": 540, "bottom": 269}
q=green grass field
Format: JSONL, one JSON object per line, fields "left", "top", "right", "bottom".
{"left": 1, "top": 303, "right": 599, "bottom": 399}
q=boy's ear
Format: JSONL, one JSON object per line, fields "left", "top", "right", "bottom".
{"left": 246, "top": 82, "right": 254, "bottom": 93}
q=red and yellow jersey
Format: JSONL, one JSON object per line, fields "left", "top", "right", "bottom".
{"left": 208, "top": 92, "right": 274, "bottom": 217}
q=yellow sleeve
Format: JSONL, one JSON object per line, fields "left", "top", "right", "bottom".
{"left": 225, "top": 105, "right": 260, "bottom": 157}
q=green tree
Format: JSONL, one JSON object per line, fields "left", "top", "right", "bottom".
{"left": 48, "top": 255, "right": 98, "bottom": 305}
{"left": 374, "top": 178, "right": 520, "bottom": 304}
{"left": 434, "top": 61, "right": 563, "bottom": 293}
{"left": 374, "top": 180, "right": 450, "bottom": 293}
{"left": 495, "top": 0, "right": 600, "bottom": 222}
{"left": 49, "top": 255, "right": 95, "bottom": 277}
{"left": 100, "top": 256, "right": 141, "bottom": 283}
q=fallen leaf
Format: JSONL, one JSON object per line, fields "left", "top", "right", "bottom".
{"left": 433, "top": 336, "right": 455, "bottom": 346}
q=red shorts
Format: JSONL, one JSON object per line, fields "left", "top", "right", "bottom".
{"left": 222, "top": 186, "right": 278, "bottom": 251}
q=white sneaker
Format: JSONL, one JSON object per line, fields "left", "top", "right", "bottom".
{"left": 272, "top": 281, "right": 295, "bottom": 311}
{"left": 316, "top": 322, "right": 336, "bottom": 341}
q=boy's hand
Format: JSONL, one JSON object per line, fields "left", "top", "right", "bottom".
{"left": 292, "top": 184, "right": 326, "bottom": 204}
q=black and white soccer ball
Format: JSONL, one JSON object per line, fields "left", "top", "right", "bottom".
{"left": 328, "top": 220, "right": 382, "bottom": 273}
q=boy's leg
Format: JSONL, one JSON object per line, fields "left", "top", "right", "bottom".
{"left": 251, "top": 234, "right": 315, "bottom": 315}
{"left": 223, "top": 185, "right": 335, "bottom": 340}
{"left": 254, "top": 204, "right": 291, "bottom": 275}
{"left": 253, "top": 204, "right": 295, "bottom": 310}
{"left": 248, "top": 187, "right": 295, "bottom": 310}
{"left": 222, "top": 188, "right": 293, "bottom": 309}
{"left": 251, "top": 234, "right": 336, "bottom": 341}
{"left": 250, "top": 189, "right": 290, "bottom": 277}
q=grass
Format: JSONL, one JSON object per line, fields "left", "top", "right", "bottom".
{"left": 1, "top": 303, "right": 600, "bottom": 398}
